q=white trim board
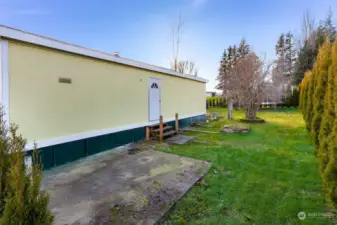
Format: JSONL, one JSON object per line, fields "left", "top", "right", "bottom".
{"left": 25, "top": 112, "right": 206, "bottom": 151}
{"left": 0, "top": 25, "right": 208, "bottom": 83}
{"left": 0, "top": 40, "right": 9, "bottom": 128}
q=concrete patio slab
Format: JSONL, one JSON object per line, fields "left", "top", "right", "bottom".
{"left": 41, "top": 144, "right": 211, "bottom": 225}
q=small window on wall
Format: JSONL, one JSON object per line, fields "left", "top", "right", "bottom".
{"left": 59, "top": 77, "right": 72, "bottom": 84}
{"left": 151, "top": 82, "right": 158, "bottom": 88}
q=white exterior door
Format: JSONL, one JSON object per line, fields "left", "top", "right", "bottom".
{"left": 148, "top": 78, "right": 161, "bottom": 121}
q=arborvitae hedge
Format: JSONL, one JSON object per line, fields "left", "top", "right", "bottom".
{"left": 324, "top": 39, "right": 337, "bottom": 208}
{"left": 312, "top": 38, "right": 332, "bottom": 150}
{"left": 305, "top": 67, "right": 315, "bottom": 132}
{"left": 318, "top": 45, "right": 335, "bottom": 176}
{"left": 300, "top": 71, "right": 311, "bottom": 119}
{"left": 300, "top": 38, "right": 337, "bottom": 210}
{"left": 206, "top": 96, "right": 226, "bottom": 108}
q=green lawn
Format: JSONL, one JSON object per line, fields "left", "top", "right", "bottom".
{"left": 157, "top": 108, "right": 333, "bottom": 225}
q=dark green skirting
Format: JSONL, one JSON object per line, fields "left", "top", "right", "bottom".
{"left": 27, "top": 114, "right": 206, "bottom": 170}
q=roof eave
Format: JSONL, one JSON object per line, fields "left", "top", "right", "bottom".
{"left": 0, "top": 26, "right": 208, "bottom": 83}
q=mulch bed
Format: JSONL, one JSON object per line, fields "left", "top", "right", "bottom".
{"left": 239, "top": 117, "right": 265, "bottom": 124}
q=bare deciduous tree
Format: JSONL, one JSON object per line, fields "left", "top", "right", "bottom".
{"left": 269, "top": 57, "right": 291, "bottom": 104}
{"left": 225, "top": 52, "right": 271, "bottom": 120}
{"left": 170, "top": 14, "right": 198, "bottom": 76}
{"left": 171, "top": 14, "right": 184, "bottom": 72}
{"left": 296, "top": 9, "right": 317, "bottom": 52}
{"left": 177, "top": 60, "right": 198, "bottom": 76}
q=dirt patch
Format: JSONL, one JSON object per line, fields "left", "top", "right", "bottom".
{"left": 239, "top": 117, "right": 265, "bottom": 123}
{"left": 109, "top": 180, "right": 178, "bottom": 224}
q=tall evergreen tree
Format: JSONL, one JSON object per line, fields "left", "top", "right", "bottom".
{"left": 217, "top": 45, "right": 238, "bottom": 90}
{"left": 238, "top": 38, "right": 250, "bottom": 59}
{"left": 274, "top": 32, "right": 296, "bottom": 99}
{"left": 276, "top": 34, "right": 285, "bottom": 58}
{"left": 284, "top": 32, "right": 297, "bottom": 78}
{"left": 275, "top": 34, "right": 286, "bottom": 76}
{"left": 227, "top": 45, "right": 233, "bottom": 61}
{"left": 216, "top": 49, "right": 229, "bottom": 91}
{"left": 232, "top": 45, "right": 238, "bottom": 66}
{"left": 311, "top": 37, "right": 331, "bottom": 150}
{"left": 274, "top": 33, "right": 287, "bottom": 98}
{"left": 293, "top": 41, "right": 316, "bottom": 85}
{"left": 217, "top": 38, "right": 251, "bottom": 119}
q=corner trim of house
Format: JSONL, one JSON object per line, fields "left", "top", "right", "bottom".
{"left": 0, "top": 40, "right": 9, "bottom": 128}
{"left": 0, "top": 26, "right": 208, "bottom": 83}
{"left": 25, "top": 112, "right": 206, "bottom": 151}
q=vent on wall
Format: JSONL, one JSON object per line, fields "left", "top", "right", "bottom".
{"left": 59, "top": 77, "right": 72, "bottom": 84}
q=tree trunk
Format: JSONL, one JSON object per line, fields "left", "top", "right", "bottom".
{"left": 245, "top": 105, "right": 258, "bottom": 120}
{"left": 228, "top": 100, "right": 233, "bottom": 120}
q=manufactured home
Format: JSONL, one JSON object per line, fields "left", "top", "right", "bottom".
{"left": 0, "top": 26, "right": 208, "bottom": 169}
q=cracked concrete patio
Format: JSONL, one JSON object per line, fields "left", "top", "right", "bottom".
{"left": 41, "top": 142, "right": 211, "bottom": 225}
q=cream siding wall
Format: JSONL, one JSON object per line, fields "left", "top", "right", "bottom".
{"left": 8, "top": 41, "right": 205, "bottom": 142}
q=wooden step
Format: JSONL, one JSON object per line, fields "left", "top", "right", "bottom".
{"left": 152, "top": 126, "right": 173, "bottom": 133}
{"left": 145, "top": 114, "right": 181, "bottom": 141}
{"left": 150, "top": 123, "right": 168, "bottom": 130}
{"left": 146, "top": 119, "right": 178, "bottom": 141}
{"left": 162, "top": 130, "right": 177, "bottom": 137}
